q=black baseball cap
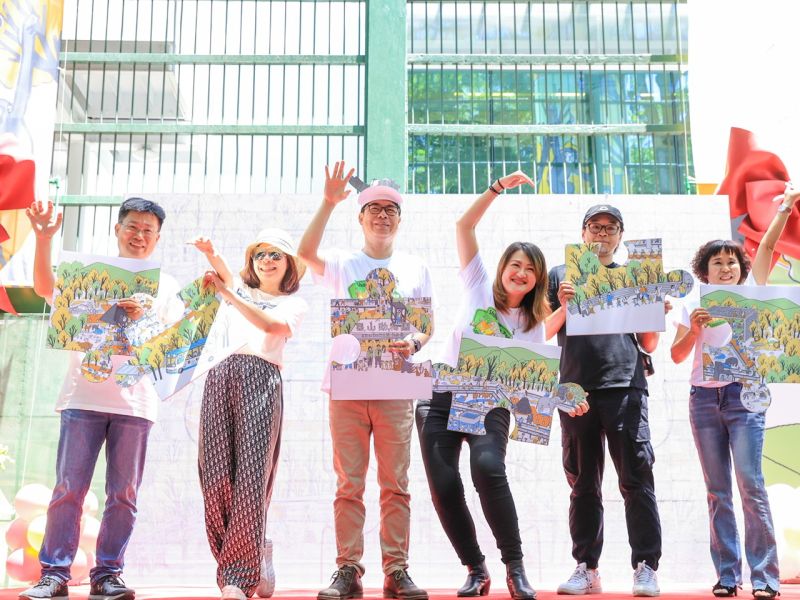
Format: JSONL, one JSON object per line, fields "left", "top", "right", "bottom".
{"left": 583, "top": 204, "right": 624, "bottom": 229}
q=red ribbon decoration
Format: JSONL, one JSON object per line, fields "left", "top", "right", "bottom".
{"left": 716, "top": 128, "right": 798, "bottom": 264}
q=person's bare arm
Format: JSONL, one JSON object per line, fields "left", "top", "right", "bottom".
{"left": 206, "top": 272, "right": 292, "bottom": 336}
{"left": 25, "top": 200, "right": 63, "bottom": 302}
{"left": 297, "top": 161, "right": 354, "bottom": 276}
{"left": 455, "top": 170, "right": 535, "bottom": 270}
{"left": 188, "top": 237, "right": 234, "bottom": 287}
{"left": 671, "top": 307, "right": 711, "bottom": 363}
{"left": 752, "top": 182, "right": 799, "bottom": 284}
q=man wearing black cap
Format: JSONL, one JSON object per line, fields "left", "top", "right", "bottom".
{"left": 548, "top": 205, "right": 662, "bottom": 597}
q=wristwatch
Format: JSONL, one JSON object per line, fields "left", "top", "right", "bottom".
{"left": 410, "top": 337, "right": 422, "bottom": 354}
{"left": 777, "top": 203, "right": 793, "bottom": 214}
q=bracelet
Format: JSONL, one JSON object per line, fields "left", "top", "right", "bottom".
{"left": 777, "top": 203, "right": 793, "bottom": 214}
{"left": 494, "top": 179, "right": 505, "bottom": 190}
{"left": 405, "top": 335, "right": 421, "bottom": 354}
{"left": 488, "top": 183, "right": 503, "bottom": 195}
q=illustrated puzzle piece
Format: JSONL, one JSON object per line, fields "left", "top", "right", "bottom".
{"left": 433, "top": 332, "right": 587, "bottom": 445}
{"left": 115, "top": 277, "right": 222, "bottom": 398}
{"left": 46, "top": 252, "right": 161, "bottom": 383}
{"left": 330, "top": 268, "right": 433, "bottom": 400}
{"left": 565, "top": 238, "right": 693, "bottom": 335}
{"left": 700, "top": 284, "right": 800, "bottom": 412}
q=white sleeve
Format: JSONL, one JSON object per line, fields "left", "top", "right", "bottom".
{"left": 314, "top": 249, "right": 344, "bottom": 293}
{"left": 270, "top": 296, "right": 308, "bottom": 338}
{"left": 459, "top": 252, "right": 489, "bottom": 292}
{"left": 678, "top": 302, "right": 691, "bottom": 329}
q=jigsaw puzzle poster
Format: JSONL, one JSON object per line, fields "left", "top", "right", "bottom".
{"left": 700, "top": 284, "right": 800, "bottom": 387}
{"left": 329, "top": 268, "right": 433, "bottom": 400}
{"left": 115, "top": 277, "right": 240, "bottom": 401}
{"left": 47, "top": 251, "right": 159, "bottom": 362}
{"left": 434, "top": 332, "right": 586, "bottom": 445}
{"left": 565, "top": 238, "right": 693, "bottom": 335}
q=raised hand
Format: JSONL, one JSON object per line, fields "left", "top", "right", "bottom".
{"left": 26, "top": 200, "right": 63, "bottom": 239}
{"left": 324, "top": 161, "right": 355, "bottom": 206}
{"left": 187, "top": 235, "right": 217, "bottom": 257}
{"left": 783, "top": 182, "right": 800, "bottom": 208}
{"left": 497, "top": 170, "right": 535, "bottom": 191}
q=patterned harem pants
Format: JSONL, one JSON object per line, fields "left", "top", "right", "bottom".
{"left": 199, "top": 354, "right": 283, "bottom": 595}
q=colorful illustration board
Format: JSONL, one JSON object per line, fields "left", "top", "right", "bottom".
{"left": 565, "top": 238, "right": 693, "bottom": 335}
{"left": 47, "top": 251, "right": 160, "bottom": 382}
{"left": 329, "top": 268, "right": 433, "bottom": 400}
{"left": 433, "top": 332, "right": 586, "bottom": 445}
{"left": 115, "top": 277, "right": 246, "bottom": 401}
{"left": 700, "top": 284, "right": 800, "bottom": 413}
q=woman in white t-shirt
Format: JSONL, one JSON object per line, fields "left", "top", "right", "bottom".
{"left": 190, "top": 229, "right": 307, "bottom": 600}
{"left": 416, "top": 171, "right": 588, "bottom": 600}
{"left": 671, "top": 186, "right": 798, "bottom": 599}
{"left": 670, "top": 239, "right": 780, "bottom": 599}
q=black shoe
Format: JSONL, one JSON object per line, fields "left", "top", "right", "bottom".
{"left": 457, "top": 562, "right": 491, "bottom": 597}
{"left": 88, "top": 575, "right": 135, "bottom": 600}
{"left": 505, "top": 560, "right": 536, "bottom": 600}
{"left": 19, "top": 576, "right": 69, "bottom": 600}
{"left": 713, "top": 581, "right": 739, "bottom": 597}
{"left": 383, "top": 569, "right": 428, "bottom": 600}
{"left": 752, "top": 586, "right": 779, "bottom": 599}
{"left": 318, "top": 566, "right": 363, "bottom": 600}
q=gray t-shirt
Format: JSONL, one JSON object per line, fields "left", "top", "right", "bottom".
{"left": 548, "top": 263, "right": 648, "bottom": 392}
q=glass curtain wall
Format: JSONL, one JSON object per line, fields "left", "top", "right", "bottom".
{"left": 407, "top": 0, "right": 692, "bottom": 194}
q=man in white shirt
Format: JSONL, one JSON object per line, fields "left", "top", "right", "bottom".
{"left": 298, "top": 162, "right": 432, "bottom": 600}
{"left": 20, "top": 197, "right": 178, "bottom": 600}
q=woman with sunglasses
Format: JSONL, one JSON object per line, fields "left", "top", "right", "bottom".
{"left": 416, "top": 171, "right": 588, "bottom": 600}
{"left": 190, "top": 229, "right": 308, "bottom": 600}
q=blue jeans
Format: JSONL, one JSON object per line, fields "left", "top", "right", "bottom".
{"left": 689, "top": 384, "right": 779, "bottom": 591}
{"left": 39, "top": 409, "right": 152, "bottom": 583}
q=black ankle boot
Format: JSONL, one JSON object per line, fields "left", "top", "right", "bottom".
{"left": 505, "top": 560, "right": 536, "bottom": 600}
{"left": 457, "top": 562, "right": 490, "bottom": 597}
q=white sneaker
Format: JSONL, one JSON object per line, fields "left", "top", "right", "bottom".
{"left": 255, "top": 538, "right": 275, "bottom": 598}
{"left": 221, "top": 585, "right": 246, "bottom": 600}
{"left": 632, "top": 562, "right": 659, "bottom": 597}
{"left": 557, "top": 563, "right": 602, "bottom": 595}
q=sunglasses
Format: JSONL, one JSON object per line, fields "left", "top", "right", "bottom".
{"left": 253, "top": 250, "right": 285, "bottom": 262}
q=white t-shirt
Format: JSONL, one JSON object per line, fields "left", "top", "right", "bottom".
{"left": 440, "top": 252, "right": 546, "bottom": 368}
{"left": 56, "top": 272, "right": 184, "bottom": 422}
{"left": 316, "top": 249, "right": 433, "bottom": 300}
{"left": 314, "top": 248, "right": 434, "bottom": 393}
{"left": 217, "top": 277, "right": 307, "bottom": 369}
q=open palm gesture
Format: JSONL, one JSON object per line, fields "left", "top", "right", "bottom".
{"left": 324, "top": 161, "right": 355, "bottom": 206}
{"left": 26, "top": 200, "right": 63, "bottom": 239}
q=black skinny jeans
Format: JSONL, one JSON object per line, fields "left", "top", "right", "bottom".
{"left": 560, "top": 386, "right": 662, "bottom": 570}
{"left": 415, "top": 391, "right": 523, "bottom": 566}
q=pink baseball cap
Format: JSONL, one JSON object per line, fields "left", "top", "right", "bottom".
{"left": 357, "top": 179, "right": 403, "bottom": 207}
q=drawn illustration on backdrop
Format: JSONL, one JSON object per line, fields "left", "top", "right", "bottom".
{"left": 434, "top": 331, "right": 586, "bottom": 445}
{"left": 329, "top": 268, "right": 433, "bottom": 400}
{"left": 565, "top": 237, "right": 693, "bottom": 335}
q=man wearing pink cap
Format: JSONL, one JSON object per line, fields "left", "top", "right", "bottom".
{"left": 298, "top": 162, "right": 432, "bottom": 600}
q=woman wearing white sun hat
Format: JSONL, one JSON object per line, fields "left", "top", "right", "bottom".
{"left": 189, "top": 228, "right": 308, "bottom": 600}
